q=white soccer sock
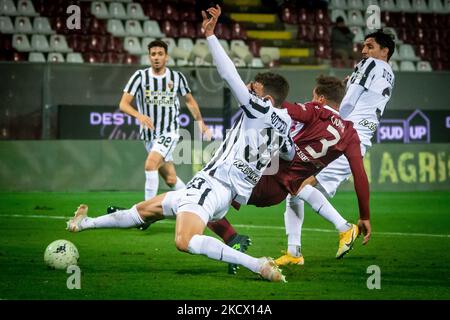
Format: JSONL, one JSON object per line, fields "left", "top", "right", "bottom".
{"left": 145, "top": 170, "right": 159, "bottom": 200}
{"left": 298, "top": 185, "right": 349, "bottom": 232}
{"left": 173, "top": 176, "right": 186, "bottom": 190}
{"left": 188, "top": 234, "right": 261, "bottom": 273}
{"left": 79, "top": 205, "right": 144, "bottom": 230}
{"left": 284, "top": 194, "right": 304, "bottom": 257}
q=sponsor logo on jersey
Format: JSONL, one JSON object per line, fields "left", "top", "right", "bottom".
{"left": 358, "top": 119, "right": 378, "bottom": 132}
{"left": 331, "top": 115, "right": 346, "bottom": 132}
{"left": 294, "top": 144, "right": 310, "bottom": 162}
{"left": 233, "top": 160, "right": 261, "bottom": 185}
{"left": 270, "top": 112, "right": 288, "bottom": 134}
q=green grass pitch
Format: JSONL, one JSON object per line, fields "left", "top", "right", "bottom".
{"left": 0, "top": 191, "right": 449, "bottom": 300}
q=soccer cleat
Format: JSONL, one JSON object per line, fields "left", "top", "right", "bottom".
{"left": 336, "top": 223, "right": 360, "bottom": 259}
{"left": 274, "top": 252, "right": 304, "bottom": 266}
{"left": 258, "top": 257, "right": 287, "bottom": 282}
{"left": 67, "top": 204, "right": 88, "bottom": 232}
{"left": 226, "top": 234, "right": 252, "bottom": 275}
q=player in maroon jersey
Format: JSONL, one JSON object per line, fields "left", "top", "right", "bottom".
{"left": 209, "top": 75, "right": 370, "bottom": 272}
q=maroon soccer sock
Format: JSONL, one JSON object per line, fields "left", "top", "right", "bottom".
{"left": 207, "top": 218, "right": 237, "bottom": 244}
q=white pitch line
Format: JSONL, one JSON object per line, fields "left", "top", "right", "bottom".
{"left": 1, "top": 214, "right": 449, "bottom": 238}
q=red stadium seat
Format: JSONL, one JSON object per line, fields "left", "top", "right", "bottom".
{"left": 314, "top": 24, "right": 329, "bottom": 42}
{"left": 124, "top": 54, "right": 139, "bottom": 65}
{"left": 87, "top": 35, "right": 106, "bottom": 53}
{"left": 214, "top": 23, "right": 232, "bottom": 40}
{"left": 280, "top": 6, "right": 298, "bottom": 24}
{"left": 161, "top": 20, "right": 179, "bottom": 38}
{"left": 381, "top": 11, "right": 395, "bottom": 27}
{"left": 106, "top": 36, "right": 124, "bottom": 53}
{"left": 163, "top": 3, "right": 180, "bottom": 21}
{"left": 145, "top": 4, "right": 162, "bottom": 21}
{"left": 315, "top": 8, "right": 331, "bottom": 25}
{"left": 315, "top": 42, "right": 331, "bottom": 59}
{"left": 179, "top": 5, "right": 197, "bottom": 22}
{"left": 231, "top": 22, "right": 247, "bottom": 40}
{"left": 105, "top": 52, "right": 124, "bottom": 64}
{"left": 89, "top": 18, "right": 106, "bottom": 35}
{"left": 179, "top": 21, "right": 196, "bottom": 38}
{"left": 298, "top": 8, "right": 313, "bottom": 25}
{"left": 83, "top": 52, "right": 104, "bottom": 64}
{"left": 248, "top": 40, "right": 261, "bottom": 57}
{"left": 416, "top": 44, "right": 432, "bottom": 61}
{"left": 12, "top": 51, "right": 28, "bottom": 62}
{"left": 298, "top": 24, "right": 315, "bottom": 43}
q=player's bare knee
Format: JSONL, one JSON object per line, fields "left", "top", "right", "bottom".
{"left": 165, "top": 176, "right": 177, "bottom": 188}
{"left": 175, "top": 234, "right": 191, "bottom": 252}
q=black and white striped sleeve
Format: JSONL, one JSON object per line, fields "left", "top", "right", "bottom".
{"left": 123, "top": 70, "right": 142, "bottom": 96}
{"left": 352, "top": 58, "right": 377, "bottom": 90}
{"left": 241, "top": 93, "right": 271, "bottom": 119}
{"left": 177, "top": 71, "right": 191, "bottom": 96}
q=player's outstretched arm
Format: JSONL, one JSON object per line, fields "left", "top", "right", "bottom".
{"left": 202, "top": 5, "right": 250, "bottom": 106}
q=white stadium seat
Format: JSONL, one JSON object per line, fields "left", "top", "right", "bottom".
{"left": 31, "top": 34, "right": 49, "bottom": 52}
{"left": 28, "top": 52, "right": 46, "bottom": 63}
{"left": 379, "top": 0, "right": 398, "bottom": 12}
{"left": 350, "top": 26, "right": 365, "bottom": 43}
{"left": 33, "top": 17, "right": 54, "bottom": 34}
{"left": 13, "top": 34, "right": 31, "bottom": 52}
{"left": 91, "top": 2, "right": 110, "bottom": 19}
{"left": 127, "top": 2, "right": 146, "bottom": 20}
{"left": 396, "top": 0, "right": 414, "bottom": 12}
{"left": 389, "top": 60, "right": 399, "bottom": 71}
{"left": 347, "top": 10, "right": 365, "bottom": 27}
{"left": 48, "top": 52, "right": 65, "bottom": 63}
{"left": 49, "top": 35, "right": 71, "bottom": 52}
{"left": 331, "top": 9, "right": 348, "bottom": 24}
{"left": 107, "top": 19, "right": 126, "bottom": 37}
{"left": 348, "top": 0, "right": 365, "bottom": 10}
{"left": 16, "top": 0, "right": 37, "bottom": 16}
{"left": 66, "top": 53, "right": 84, "bottom": 63}
{"left": 141, "top": 37, "right": 155, "bottom": 54}
{"left": 109, "top": 2, "right": 127, "bottom": 20}
{"left": 0, "top": 0, "right": 17, "bottom": 16}
{"left": 399, "top": 44, "right": 420, "bottom": 61}
{"left": 329, "top": 0, "right": 348, "bottom": 10}
{"left": 14, "top": 16, "right": 33, "bottom": 34}
{"left": 416, "top": 61, "right": 432, "bottom": 72}
{"left": 123, "top": 36, "right": 142, "bottom": 55}
{"left": 125, "top": 20, "right": 144, "bottom": 37}
{"left": 143, "top": 20, "right": 165, "bottom": 38}
{"left": 429, "top": 0, "right": 444, "bottom": 13}
{"left": 0, "top": 16, "right": 14, "bottom": 33}
{"left": 412, "top": 0, "right": 431, "bottom": 12}
{"left": 400, "top": 60, "right": 416, "bottom": 71}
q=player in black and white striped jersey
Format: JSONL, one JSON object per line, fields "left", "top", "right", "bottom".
{"left": 120, "top": 40, "right": 212, "bottom": 202}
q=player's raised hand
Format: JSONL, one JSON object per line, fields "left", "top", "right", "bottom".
{"left": 137, "top": 113, "right": 154, "bottom": 130}
{"left": 201, "top": 5, "right": 221, "bottom": 37}
{"left": 358, "top": 219, "right": 371, "bottom": 245}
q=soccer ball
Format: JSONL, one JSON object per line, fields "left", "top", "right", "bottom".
{"left": 44, "top": 239, "right": 79, "bottom": 270}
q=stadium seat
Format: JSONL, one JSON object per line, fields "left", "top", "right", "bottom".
{"left": 190, "top": 39, "right": 212, "bottom": 64}
{"left": 12, "top": 51, "right": 28, "bottom": 61}
{"left": 219, "top": 39, "right": 230, "bottom": 54}
{"left": 87, "top": 35, "right": 106, "bottom": 52}
{"left": 412, "top": 0, "right": 431, "bottom": 12}
{"left": 214, "top": 23, "right": 232, "bottom": 40}
{"left": 396, "top": 0, "right": 414, "bottom": 12}
{"left": 280, "top": 6, "right": 298, "bottom": 24}
{"left": 260, "top": 47, "right": 280, "bottom": 65}
{"left": 49, "top": 35, "right": 71, "bottom": 52}
{"left": 389, "top": 45, "right": 401, "bottom": 61}
{"left": 83, "top": 52, "right": 104, "bottom": 64}
{"left": 123, "top": 36, "right": 142, "bottom": 55}
{"left": 379, "top": 0, "right": 398, "bottom": 12}
{"left": 91, "top": 1, "right": 110, "bottom": 19}
{"left": 400, "top": 60, "right": 416, "bottom": 71}
{"left": 105, "top": 52, "right": 124, "bottom": 64}
{"left": 315, "top": 8, "right": 331, "bottom": 25}
{"left": 177, "top": 38, "right": 194, "bottom": 54}
{"left": 251, "top": 57, "right": 264, "bottom": 68}
{"left": 167, "top": 57, "right": 176, "bottom": 67}
{"left": 329, "top": 0, "right": 348, "bottom": 10}
{"left": 248, "top": 40, "right": 261, "bottom": 57}
{"left": 107, "top": 19, "right": 126, "bottom": 37}
{"left": 33, "top": 17, "right": 54, "bottom": 35}
{"left": 298, "top": 8, "right": 313, "bottom": 25}
{"left": 124, "top": 54, "right": 139, "bottom": 65}
{"left": 298, "top": 23, "right": 315, "bottom": 42}
{"left": 331, "top": 9, "right": 347, "bottom": 24}
{"left": 125, "top": 20, "right": 144, "bottom": 37}
{"left": 141, "top": 37, "right": 155, "bottom": 54}
{"left": 106, "top": 36, "right": 123, "bottom": 53}
{"left": 315, "top": 42, "right": 331, "bottom": 59}
{"left": 28, "top": 52, "right": 46, "bottom": 62}
{"left": 179, "top": 21, "right": 196, "bottom": 38}
{"left": 14, "top": 16, "right": 33, "bottom": 34}
{"left": 389, "top": 60, "right": 399, "bottom": 71}
{"left": 231, "top": 22, "right": 247, "bottom": 40}
{"left": 127, "top": 2, "right": 146, "bottom": 20}
{"left": 161, "top": 20, "right": 179, "bottom": 38}
{"left": 16, "top": 0, "right": 37, "bottom": 16}
{"left": 364, "top": 0, "right": 379, "bottom": 7}
{"left": 179, "top": 5, "right": 196, "bottom": 22}
{"left": 161, "top": 37, "right": 176, "bottom": 55}
{"left": 0, "top": 16, "right": 14, "bottom": 33}
{"left": 314, "top": 24, "right": 329, "bottom": 42}
{"left": 140, "top": 54, "right": 148, "bottom": 66}
{"left": 348, "top": 0, "right": 365, "bottom": 10}
{"left": 383, "top": 27, "right": 401, "bottom": 44}
{"left": 350, "top": 26, "right": 365, "bottom": 43}
{"left": 416, "top": 60, "right": 432, "bottom": 71}
{"left": 109, "top": 2, "right": 127, "bottom": 20}
{"left": 31, "top": 34, "right": 50, "bottom": 52}
{"left": 48, "top": 52, "right": 65, "bottom": 63}
{"left": 347, "top": 10, "right": 365, "bottom": 27}
{"left": 0, "top": 0, "right": 17, "bottom": 16}
{"left": 66, "top": 52, "right": 84, "bottom": 63}
{"left": 231, "top": 40, "right": 253, "bottom": 64}
{"left": 429, "top": 0, "right": 444, "bottom": 13}
{"left": 163, "top": 3, "right": 180, "bottom": 21}
{"left": 399, "top": 44, "right": 420, "bottom": 61}
{"left": 144, "top": 3, "right": 162, "bottom": 21}
{"left": 142, "top": 20, "right": 165, "bottom": 38}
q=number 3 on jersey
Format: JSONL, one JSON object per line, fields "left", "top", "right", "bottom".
{"left": 305, "top": 125, "right": 341, "bottom": 159}
{"left": 157, "top": 136, "right": 172, "bottom": 148}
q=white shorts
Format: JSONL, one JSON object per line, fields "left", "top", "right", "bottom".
{"left": 144, "top": 132, "right": 179, "bottom": 162}
{"left": 176, "top": 172, "right": 233, "bottom": 225}
{"left": 315, "top": 144, "right": 367, "bottom": 198}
